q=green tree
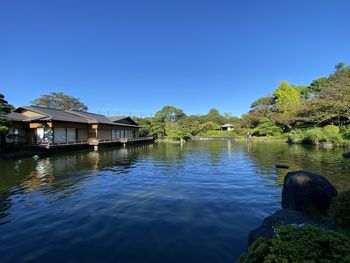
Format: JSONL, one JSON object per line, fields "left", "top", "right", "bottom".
{"left": 0, "top": 94, "right": 14, "bottom": 134}
{"left": 189, "top": 121, "right": 203, "bottom": 136}
{"left": 299, "top": 64, "right": 350, "bottom": 126}
{"left": 272, "top": 81, "right": 301, "bottom": 130}
{"left": 201, "top": 121, "right": 220, "bottom": 133}
{"left": 250, "top": 96, "right": 274, "bottom": 112}
{"left": 308, "top": 77, "right": 329, "bottom": 94}
{"left": 0, "top": 94, "right": 14, "bottom": 147}
{"left": 335, "top": 61, "right": 346, "bottom": 72}
{"left": 154, "top": 106, "right": 186, "bottom": 122}
{"left": 205, "top": 108, "right": 226, "bottom": 125}
{"left": 32, "top": 92, "right": 88, "bottom": 111}
{"left": 315, "top": 70, "right": 350, "bottom": 125}
{"left": 150, "top": 117, "right": 166, "bottom": 138}
{"left": 252, "top": 117, "right": 282, "bottom": 136}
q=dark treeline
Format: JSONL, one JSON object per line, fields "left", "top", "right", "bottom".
{"left": 134, "top": 62, "right": 350, "bottom": 144}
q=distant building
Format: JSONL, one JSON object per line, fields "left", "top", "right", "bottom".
{"left": 5, "top": 106, "right": 151, "bottom": 148}
{"left": 220, "top": 124, "right": 234, "bottom": 131}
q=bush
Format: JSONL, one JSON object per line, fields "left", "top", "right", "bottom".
{"left": 287, "top": 127, "right": 347, "bottom": 145}
{"left": 201, "top": 122, "right": 220, "bottom": 133}
{"left": 238, "top": 225, "right": 350, "bottom": 262}
{"left": 199, "top": 130, "right": 235, "bottom": 137}
{"left": 303, "top": 128, "right": 327, "bottom": 144}
{"left": 323, "top": 125, "right": 340, "bottom": 136}
{"left": 286, "top": 129, "right": 304, "bottom": 144}
{"left": 340, "top": 126, "right": 350, "bottom": 140}
{"left": 329, "top": 191, "right": 350, "bottom": 229}
{"left": 328, "top": 133, "right": 345, "bottom": 146}
{"left": 252, "top": 118, "right": 282, "bottom": 137}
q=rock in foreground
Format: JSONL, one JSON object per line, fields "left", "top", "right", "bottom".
{"left": 343, "top": 152, "right": 350, "bottom": 158}
{"left": 282, "top": 171, "right": 337, "bottom": 214}
{"left": 248, "top": 209, "right": 334, "bottom": 245}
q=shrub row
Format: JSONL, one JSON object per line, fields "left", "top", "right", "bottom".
{"left": 286, "top": 125, "right": 350, "bottom": 146}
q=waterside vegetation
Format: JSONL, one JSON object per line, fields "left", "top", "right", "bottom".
{"left": 1, "top": 62, "right": 350, "bottom": 147}
{"left": 134, "top": 63, "right": 350, "bottom": 146}
{"left": 240, "top": 172, "right": 350, "bottom": 262}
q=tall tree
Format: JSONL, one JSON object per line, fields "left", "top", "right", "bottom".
{"left": 313, "top": 67, "right": 350, "bottom": 125}
{"left": 0, "top": 94, "right": 14, "bottom": 147}
{"left": 335, "top": 62, "right": 346, "bottom": 72}
{"left": 205, "top": 108, "right": 226, "bottom": 125}
{"left": 272, "top": 81, "right": 301, "bottom": 130}
{"left": 154, "top": 106, "right": 186, "bottom": 122}
{"left": 32, "top": 92, "right": 88, "bottom": 111}
{"left": 0, "top": 94, "right": 14, "bottom": 134}
{"left": 298, "top": 64, "right": 350, "bottom": 126}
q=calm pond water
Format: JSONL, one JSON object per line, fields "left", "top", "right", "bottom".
{"left": 0, "top": 141, "right": 349, "bottom": 262}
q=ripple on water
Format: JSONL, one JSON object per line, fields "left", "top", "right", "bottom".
{"left": 0, "top": 141, "right": 348, "bottom": 262}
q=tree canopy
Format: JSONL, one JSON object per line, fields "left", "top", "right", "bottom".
{"left": 32, "top": 92, "right": 88, "bottom": 111}
{"left": 240, "top": 62, "right": 350, "bottom": 133}
{"left": 0, "top": 94, "right": 14, "bottom": 140}
{"left": 154, "top": 106, "right": 186, "bottom": 122}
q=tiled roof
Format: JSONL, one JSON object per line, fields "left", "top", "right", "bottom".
{"left": 9, "top": 106, "right": 140, "bottom": 127}
{"left": 221, "top": 123, "right": 234, "bottom": 127}
{"left": 108, "top": 116, "right": 128, "bottom": 122}
{"left": 108, "top": 116, "right": 140, "bottom": 127}
{"left": 14, "top": 106, "right": 90, "bottom": 124}
{"left": 66, "top": 110, "right": 116, "bottom": 125}
{"left": 6, "top": 112, "right": 29, "bottom": 121}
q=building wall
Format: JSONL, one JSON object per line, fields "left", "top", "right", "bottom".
{"left": 6, "top": 127, "right": 27, "bottom": 144}
{"left": 98, "top": 129, "right": 112, "bottom": 140}
{"left": 52, "top": 122, "right": 90, "bottom": 143}
{"left": 77, "top": 129, "right": 88, "bottom": 141}
{"left": 7, "top": 119, "right": 141, "bottom": 145}
{"left": 96, "top": 124, "right": 139, "bottom": 140}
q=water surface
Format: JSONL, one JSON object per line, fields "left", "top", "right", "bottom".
{"left": 0, "top": 141, "right": 349, "bottom": 262}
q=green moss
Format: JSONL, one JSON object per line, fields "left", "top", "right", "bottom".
{"left": 238, "top": 225, "right": 350, "bottom": 262}
{"left": 329, "top": 191, "right": 350, "bottom": 229}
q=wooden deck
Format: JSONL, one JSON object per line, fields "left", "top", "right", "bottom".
{"left": 190, "top": 136, "right": 235, "bottom": 141}
{"left": 30, "top": 137, "right": 154, "bottom": 149}
{"left": 89, "top": 137, "right": 154, "bottom": 146}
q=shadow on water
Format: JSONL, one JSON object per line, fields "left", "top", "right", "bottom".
{"left": 0, "top": 141, "right": 349, "bottom": 262}
{"left": 0, "top": 145, "right": 151, "bottom": 221}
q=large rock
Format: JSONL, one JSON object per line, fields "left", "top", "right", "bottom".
{"left": 343, "top": 152, "right": 350, "bottom": 158}
{"left": 248, "top": 209, "right": 334, "bottom": 245}
{"left": 282, "top": 171, "right": 337, "bottom": 214}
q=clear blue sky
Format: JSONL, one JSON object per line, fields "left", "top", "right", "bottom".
{"left": 1, "top": 0, "right": 349, "bottom": 117}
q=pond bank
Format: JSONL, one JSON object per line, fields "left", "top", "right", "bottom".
{"left": 239, "top": 170, "right": 350, "bottom": 262}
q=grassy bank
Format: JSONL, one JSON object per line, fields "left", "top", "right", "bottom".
{"left": 234, "top": 135, "right": 285, "bottom": 142}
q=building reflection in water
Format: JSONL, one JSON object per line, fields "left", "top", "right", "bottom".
{"left": 0, "top": 144, "right": 153, "bottom": 225}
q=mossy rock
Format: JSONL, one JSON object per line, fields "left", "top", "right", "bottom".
{"left": 239, "top": 224, "right": 350, "bottom": 262}
{"left": 282, "top": 171, "right": 337, "bottom": 214}
{"left": 329, "top": 190, "right": 350, "bottom": 229}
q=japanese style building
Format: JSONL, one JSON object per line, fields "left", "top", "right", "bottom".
{"left": 5, "top": 106, "right": 152, "bottom": 149}
{"left": 220, "top": 124, "right": 234, "bottom": 131}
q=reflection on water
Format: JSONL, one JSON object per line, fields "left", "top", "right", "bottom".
{"left": 0, "top": 142, "right": 349, "bottom": 262}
